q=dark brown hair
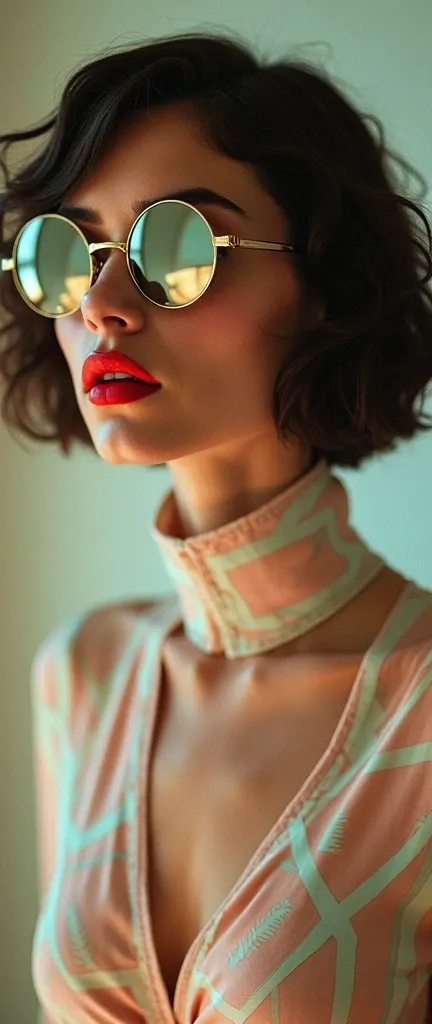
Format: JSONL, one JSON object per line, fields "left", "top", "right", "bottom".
{"left": 1, "top": 29, "right": 432, "bottom": 468}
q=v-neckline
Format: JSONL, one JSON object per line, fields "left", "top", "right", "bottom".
{"left": 133, "top": 580, "right": 415, "bottom": 1023}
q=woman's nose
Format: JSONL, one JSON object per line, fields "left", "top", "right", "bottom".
{"left": 80, "top": 250, "right": 146, "bottom": 330}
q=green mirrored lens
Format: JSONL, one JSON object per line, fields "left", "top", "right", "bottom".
{"left": 128, "top": 201, "right": 215, "bottom": 307}
{"left": 15, "top": 215, "right": 91, "bottom": 315}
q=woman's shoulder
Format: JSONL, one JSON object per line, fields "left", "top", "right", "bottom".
{"left": 30, "top": 593, "right": 175, "bottom": 737}
{"left": 30, "top": 594, "right": 171, "bottom": 703}
{"left": 396, "top": 579, "right": 432, "bottom": 645}
{"left": 383, "top": 578, "right": 432, "bottom": 682}
{"left": 71, "top": 594, "right": 164, "bottom": 645}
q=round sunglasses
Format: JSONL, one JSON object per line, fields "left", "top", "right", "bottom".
{"left": 1, "top": 198, "right": 304, "bottom": 318}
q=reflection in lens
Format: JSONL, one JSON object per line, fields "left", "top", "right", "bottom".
{"left": 15, "top": 215, "right": 92, "bottom": 315}
{"left": 128, "top": 202, "right": 215, "bottom": 307}
{"left": 129, "top": 259, "right": 169, "bottom": 305}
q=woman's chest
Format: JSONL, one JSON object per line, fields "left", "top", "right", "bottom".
{"left": 146, "top": 659, "right": 359, "bottom": 1004}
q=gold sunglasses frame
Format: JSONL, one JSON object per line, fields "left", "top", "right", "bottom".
{"left": 1, "top": 198, "right": 304, "bottom": 318}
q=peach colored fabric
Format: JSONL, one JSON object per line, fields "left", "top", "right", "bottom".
{"left": 150, "top": 457, "right": 386, "bottom": 659}
{"left": 30, "top": 460, "right": 432, "bottom": 1022}
{"left": 31, "top": 582, "right": 432, "bottom": 1024}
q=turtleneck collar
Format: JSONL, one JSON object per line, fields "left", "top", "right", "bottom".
{"left": 150, "top": 457, "right": 385, "bottom": 660}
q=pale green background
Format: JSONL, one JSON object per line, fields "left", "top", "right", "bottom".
{"left": 0, "top": 2, "right": 431, "bottom": 1021}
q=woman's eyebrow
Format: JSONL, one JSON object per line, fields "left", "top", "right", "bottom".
{"left": 57, "top": 186, "right": 248, "bottom": 223}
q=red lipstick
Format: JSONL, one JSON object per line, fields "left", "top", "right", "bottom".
{"left": 82, "top": 350, "right": 162, "bottom": 406}
{"left": 82, "top": 350, "right": 161, "bottom": 391}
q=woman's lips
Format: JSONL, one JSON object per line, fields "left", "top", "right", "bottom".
{"left": 88, "top": 379, "right": 162, "bottom": 405}
{"left": 82, "top": 350, "right": 161, "bottom": 391}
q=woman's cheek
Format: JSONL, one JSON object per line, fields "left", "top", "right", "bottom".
{"left": 53, "top": 317, "right": 85, "bottom": 400}
{"left": 54, "top": 314, "right": 82, "bottom": 366}
{"left": 53, "top": 317, "right": 69, "bottom": 358}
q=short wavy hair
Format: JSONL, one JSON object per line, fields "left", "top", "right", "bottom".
{"left": 1, "top": 29, "right": 432, "bottom": 469}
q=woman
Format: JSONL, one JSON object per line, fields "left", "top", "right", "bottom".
{"left": 1, "top": 29, "right": 432, "bottom": 1024}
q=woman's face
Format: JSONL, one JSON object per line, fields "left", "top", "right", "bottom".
{"left": 54, "top": 102, "right": 309, "bottom": 468}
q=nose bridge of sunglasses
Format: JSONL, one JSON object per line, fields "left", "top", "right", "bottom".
{"left": 88, "top": 242, "right": 130, "bottom": 290}
{"left": 88, "top": 241, "right": 127, "bottom": 257}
